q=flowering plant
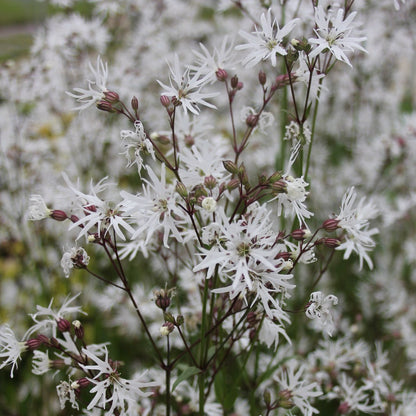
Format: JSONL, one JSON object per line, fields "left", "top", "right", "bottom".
{"left": 1, "top": 1, "right": 416, "bottom": 415}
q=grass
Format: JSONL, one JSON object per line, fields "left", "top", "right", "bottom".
{"left": 0, "top": 33, "right": 33, "bottom": 61}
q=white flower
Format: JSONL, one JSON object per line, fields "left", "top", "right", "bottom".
{"left": 190, "top": 36, "right": 237, "bottom": 84}
{"left": 236, "top": 9, "right": 299, "bottom": 67}
{"left": 63, "top": 173, "right": 135, "bottom": 241}
{"left": 202, "top": 197, "right": 217, "bottom": 213}
{"left": 61, "top": 247, "right": 90, "bottom": 278}
{"left": 57, "top": 380, "right": 79, "bottom": 410}
{"left": 308, "top": 6, "right": 367, "bottom": 68}
{"left": 305, "top": 291, "right": 338, "bottom": 336}
{"left": 326, "top": 373, "right": 383, "bottom": 413}
{"left": 335, "top": 187, "right": 379, "bottom": 270}
{"left": 0, "top": 325, "right": 27, "bottom": 378}
{"left": 32, "top": 350, "right": 51, "bottom": 375}
{"left": 258, "top": 311, "right": 291, "bottom": 350}
{"left": 393, "top": 0, "right": 406, "bottom": 10}
{"left": 157, "top": 54, "right": 218, "bottom": 115}
{"left": 294, "top": 52, "right": 325, "bottom": 100}
{"left": 194, "top": 205, "right": 294, "bottom": 318}
{"left": 80, "top": 347, "right": 159, "bottom": 414}
{"left": 240, "top": 106, "right": 274, "bottom": 133}
{"left": 27, "top": 194, "right": 51, "bottom": 220}
{"left": 120, "top": 120, "right": 155, "bottom": 174}
{"left": 120, "top": 164, "right": 187, "bottom": 248}
{"left": 25, "top": 294, "right": 86, "bottom": 339}
{"left": 274, "top": 175, "right": 313, "bottom": 225}
{"left": 273, "top": 359, "right": 322, "bottom": 415}
{"left": 66, "top": 56, "right": 109, "bottom": 110}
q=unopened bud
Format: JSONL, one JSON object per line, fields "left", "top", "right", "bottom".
{"left": 164, "top": 312, "right": 175, "bottom": 324}
{"left": 246, "top": 311, "right": 258, "bottom": 327}
{"left": 176, "top": 182, "right": 188, "bottom": 198}
{"left": 176, "top": 315, "right": 184, "bottom": 326}
{"left": 322, "top": 218, "right": 340, "bottom": 231}
{"left": 37, "top": 334, "right": 50, "bottom": 346}
{"left": 57, "top": 318, "right": 71, "bottom": 332}
{"left": 50, "top": 210, "right": 68, "bottom": 221}
{"left": 276, "top": 251, "right": 291, "bottom": 261}
{"left": 216, "top": 68, "right": 228, "bottom": 81}
{"left": 160, "top": 95, "right": 171, "bottom": 107}
{"left": 72, "top": 320, "right": 84, "bottom": 339}
{"left": 154, "top": 289, "right": 172, "bottom": 310}
{"left": 204, "top": 175, "right": 217, "bottom": 190}
{"left": 76, "top": 377, "right": 90, "bottom": 389}
{"left": 236, "top": 81, "right": 243, "bottom": 90}
{"left": 70, "top": 214, "right": 79, "bottom": 223}
{"left": 246, "top": 114, "right": 258, "bottom": 128}
{"left": 258, "top": 71, "right": 267, "bottom": 85}
{"left": 227, "top": 178, "right": 240, "bottom": 191}
{"left": 131, "top": 96, "right": 139, "bottom": 111}
{"left": 263, "top": 389, "right": 271, "bottom": 406}
{"left": 26, "top": 338, "right": 42, "bottom": 350}
{"left": 50, "top": 337, "right": 60, "bottom": 348}
{"left": 223, "top": 160, "right": 239, "bottom": 174}
{"left": 230, "top": 75, "right": 239, "bottom": 89}
{"left": 323, "top": 238, "right": 341, "bottom": 248}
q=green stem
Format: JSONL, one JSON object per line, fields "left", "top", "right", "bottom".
{"left": 166, "top": 335, "right": 171, "bottom": 416}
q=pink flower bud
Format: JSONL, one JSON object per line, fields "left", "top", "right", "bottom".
{"left": 322, "top": 218, "right": 340, "bottom": 231}
{"left": 50, "top": 210, "right": 68, "bottom": 221}
{"left": 57, "top": 318, "right": 71, "bottom": 332}
{"left": 160, "top": 95, "right": 171, "bottom": 107}
{"left": 103, "top": 90, "right": 119, "bottom": 103}
{"left": 216, "top": 68, "right": 228, "bottom": 81}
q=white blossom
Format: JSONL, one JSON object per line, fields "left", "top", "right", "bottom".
{"left": 61, "top": 247, "right": 90, "bottom": 278}
{"left": 0, "top": 325, "right": 27, "bottom": 378}
{"left": 305, "top": 291, "right": 338, "bottom": 336}
{"left": 236, "top": 9, "right": 299, "bottom": 67}
{"left": 27, "top": 194, "right": 51, "bottom": 220}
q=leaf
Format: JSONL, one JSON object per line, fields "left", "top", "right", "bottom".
{"left": 172, "top": 366, "right": 200, "bottom": 392}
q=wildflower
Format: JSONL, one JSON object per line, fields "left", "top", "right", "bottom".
{"left": 80, "top": 347, "right": 159, "bottom": 414}
{"left": 120, "top": 120, "right": 155, "bottom": 174}
{"left": 120, "top": 164, "right": 187, "bottom": 248}
{"left": 273, "top": 359, "right": 322, "bottom": 415}
{"left": 335, "top": 187, "right": 379, "bottom": 269}
{"left": 190, "top": 36, "right": 237, "bottom": 84}
{"left": 27, "top": 194, "right": 51, "bottom": 220}
{"left": 308, "top": 6, "right": 367, "bottom": 68}
{"left": 258, "top": 311, "right": 292, "bottom": 350}
{"left": 32, "top": 350, "right": 51, "bottom": 375}
{"left": 63, "top": 173, "right": 135, "bottom": 241}
{"left": 25, "top": 294, "right": 86, "bottom": 339}
{"left": 0, "top": 325, "right": 27, "bottom": 378}
{"left": 236, "top": 9, "right": 299, "bottom": 67}
{"left": 305, "top": 291, "right": 338, "bottom": 336}
{"left": 202, "top": 197, "right": 217, "bottom": 213}
{"left": 293, "top": 52, "right": 325, "bottom": 100}
{"left": 61, "top": 247, "right": 90, "bottom": 278}
{"left": 66, "top": 56, "right": 110, "bottom": 110}
{"left": 57, "top": 380, "right": 79, "bottom": 410}
{"left": 157, "top": 54, "right": 218, "bottom": 115}
{"left": 194, "top": 204, "right": 294, "bottom": 318}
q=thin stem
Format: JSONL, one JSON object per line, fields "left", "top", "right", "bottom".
{"left": 166, "top": 335, "right": 171, "bottom": 416}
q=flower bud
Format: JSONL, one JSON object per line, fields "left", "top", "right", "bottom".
{"left": 223, "top": 160, "right": 239, "bottom": 174}
{"left": 227, "top": 178, "right": 240, "bottom": 191}
{"left": 70, "top": 214, "right": 79, "bottom": 223}
{"left": 72, "top": 320, "right": 84, "bottom": 339}
{"left": 57, "top": 318, "right": 71, "bottom": 333}
{"left": 131, "top": 96, "right": 139, "bottom": 111}
{"left": 163, "top": 312, "right": 175, "bottom": 324}
{"left": 204, "top": 175, "right": 217, "bottom": 190}
{"left": 323, "top": 238, "right": 341, "bottom": 248}
{"left": 160, "top": 95, "right": 171, "bottom": 107}
{"left": 246, "top": 114, "right": 258, "bottom": 128}
{"left": 37, "top": 334, "right": 50, "bottom": 346}
{"left": 291, "top": 228, "right": 307, "bottom": 240}
{"left": 76, "top": 377, "right": 90, "bottom": 389}
{"left": 50, "top": 210, "right": 68, "bottom": 221}
{"left": 322, "top": 218, "right": 340, "bottom": 231}
{"left": 275, "top": 251, "right": 291, "bottom": 261}
{"left": 176, "top": 315, "right": 184, "bottom": 326}
{"left": 154, "top": 289, "right": 172, "bottom": 310}
{"left": 230, "top": 75, "right": 239, "bottom": 89}
{"left": 258, "top": 71, "right": 267, "bottom": 85}
{"left": 175, "top": 182, "right": 188, "bottom": 198}
{"left": 50, "top": 337, "right": 60, "bottom": 348}
{"left": 268, "top": 171, "right": 282, "bottom": 183}
{"left": 236, "top": 81, "right": 243, "bottom": 90}
{"left": 26, "top": 338, "right": 43, "bottom": 350}
{"left": 337, "top": 402, "right": 350, "bottom": 414}
{"left": 216, "top": 68, "right": 228, "bottom": 81}
{"left": 263, "top": 389, "right": 271, "bottom": 406}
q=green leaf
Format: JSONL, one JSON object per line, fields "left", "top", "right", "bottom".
{"left": 172, "top": 366, "right": 200, "bottom": 392}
